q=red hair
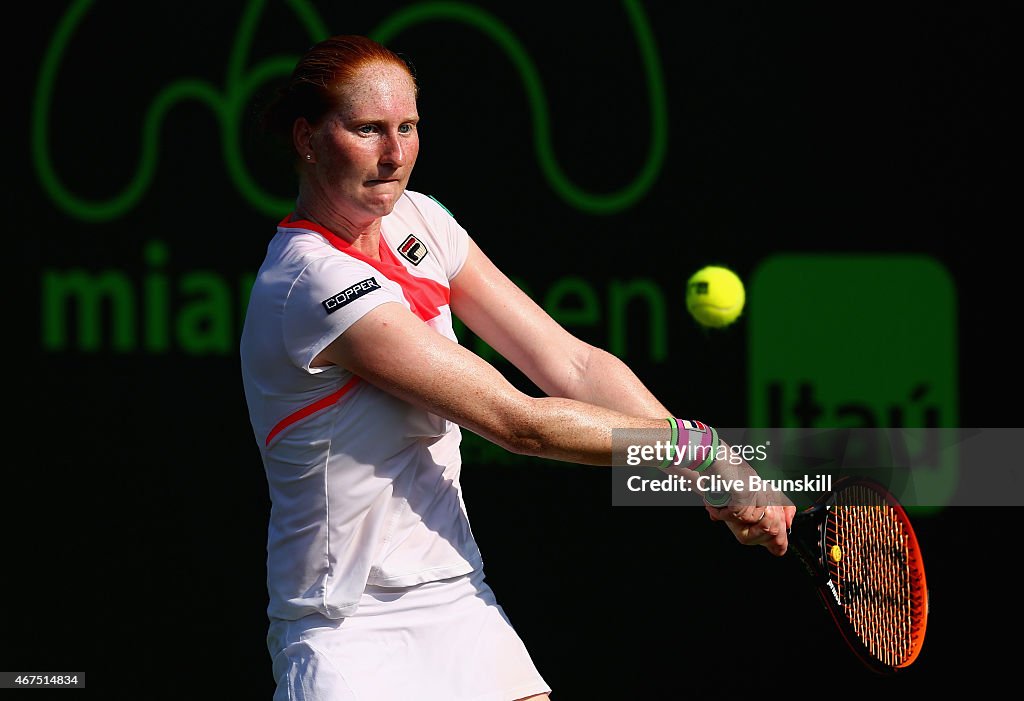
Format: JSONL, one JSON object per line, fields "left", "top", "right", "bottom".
{"left": 260, "top": 35, "right": 417, "bottom": 145}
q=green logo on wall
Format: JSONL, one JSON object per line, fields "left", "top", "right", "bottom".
{"left": 34, "top": 0, "right": 666, "bottom": 220}
{"left": 748, "top": 254, "right": 958, "bottom": 513}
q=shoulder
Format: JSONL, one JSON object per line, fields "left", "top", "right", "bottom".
{"left": 259, "top": 228, "right": 379, "bottom": 294}
{"left": 269, "top": 223, "right": 332, "bottom": 261}
{"left": 394, "top": 190, "right": 459, "bottom": 223}
{"left": 388, "top": 191, "right": 469, "bottom": 279}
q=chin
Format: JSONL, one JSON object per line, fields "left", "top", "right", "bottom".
{"left": 366, "top": 191, "right": 404, "bottom": 215}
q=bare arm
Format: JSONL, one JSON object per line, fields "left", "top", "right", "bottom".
{"left": 450, "top": 239, "right": 670, "bottom": 418}
{"left": 314, "top": 299, "right": 664, "bottom": 465}
{"left": 448, "top": 238, "right": 794, "bottom": 553}
{"left": 313, "top": 240, "right": 794, "bottom": 554}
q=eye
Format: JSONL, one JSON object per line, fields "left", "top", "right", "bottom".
{"left": 357, "top": 124, "right": 378, "bottom": 135}
{"left": 398, "top": 123, "right": 416, "bottom": 135}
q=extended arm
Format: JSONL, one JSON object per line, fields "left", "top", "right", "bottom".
{"left": 315, "top": 295, "right": 661, "bottom": 465}
{"left": 312, "top": 239, "right": 793, "bottom": 553}
{"left": 450, "top": 240, "right": 669, "bottom": 418}
{"left": 448, "top": 238, "right": 795, "bottom": 551}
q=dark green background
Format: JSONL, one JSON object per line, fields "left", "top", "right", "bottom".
{"left": 10, "top": 1, "right": 1015, "bottom": 696}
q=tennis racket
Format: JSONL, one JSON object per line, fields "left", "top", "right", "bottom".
{"left": 788, "top": 475, "right": 929, "bottom": 674}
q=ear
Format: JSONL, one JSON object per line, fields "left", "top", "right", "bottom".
{"left": 293, "top": 117, "right": 315, "bottom": 162}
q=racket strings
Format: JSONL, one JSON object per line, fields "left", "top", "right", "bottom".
{"left": 825, "top": 484, "right": 924, "bottom": 668}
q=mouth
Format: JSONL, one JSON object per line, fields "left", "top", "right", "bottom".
{"left": 365, "top": 178, "right": 401, "bottom": 186}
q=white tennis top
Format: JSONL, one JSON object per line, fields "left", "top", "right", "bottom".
{"left": 240, "top": 190, "right": 482, "bottom": 620}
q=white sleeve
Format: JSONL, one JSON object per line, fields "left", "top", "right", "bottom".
{"left": 409, "top": 192, "right": 470, "bottom": 281}
{"left": 281, "top": 255, "right": 407, "bottom": 372}
{"left": 440, "top": 209, "right": 470, "bottom": 281}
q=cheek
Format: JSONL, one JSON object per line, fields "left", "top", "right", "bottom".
{"left": 326, "top": 139, "right": 375, "bottom": 172}
{"left": 405, "top": 137, "right": 421, "bottom": 163}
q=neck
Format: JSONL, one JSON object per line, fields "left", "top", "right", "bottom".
{"left": 294, "top": 200, "right": 382, "bottom": 260}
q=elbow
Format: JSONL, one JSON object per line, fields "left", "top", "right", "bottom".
{"left": 500, "top": 433, "right": 544, "bottom": 457}
{"left": 483, "top": 397, "right": 546, "bottom": 456}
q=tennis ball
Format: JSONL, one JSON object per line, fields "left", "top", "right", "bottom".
{"left": 686, "top": 265, "right": 745, "bottom": 328}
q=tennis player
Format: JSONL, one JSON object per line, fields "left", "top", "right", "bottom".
{"left": 240, "top": 34, "right": 794, "bottom": 701}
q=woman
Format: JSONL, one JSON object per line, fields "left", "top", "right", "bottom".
{"left": 240, "top": 35, "right": 793, "bottom": 701}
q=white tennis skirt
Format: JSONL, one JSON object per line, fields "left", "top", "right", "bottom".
{"left": 268, "top": 568, "right": 551, "bottom": 701}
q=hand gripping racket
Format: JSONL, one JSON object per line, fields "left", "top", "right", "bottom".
{"left": 788, "top": 475, "right": 929, "bottom": 674}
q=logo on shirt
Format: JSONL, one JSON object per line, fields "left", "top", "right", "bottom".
{"left": 398, "top": 235, "right": 429, "bottom": 265}
{"left": 321, "top": 277, "right": 381, "bottom": 315}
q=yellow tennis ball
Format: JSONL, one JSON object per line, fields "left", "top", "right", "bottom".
{"left": 686, "top": 265, "right": 745, "bottom": 328}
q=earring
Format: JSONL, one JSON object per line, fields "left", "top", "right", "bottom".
{"left": 305, "top": 154, "right": 312, "bottom": 160}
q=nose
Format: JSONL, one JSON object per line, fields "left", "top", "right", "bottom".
{"left": 380, "top": 131, "right": 408, "bottom": 167}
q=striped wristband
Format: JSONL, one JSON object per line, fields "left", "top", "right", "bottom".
{"left": 661, "top": 418, "right": 727, "bottom": 505}
{"left": 658, "top": 418, "right": 678, "bottom": 469}
{"left": 672, "top": 418, "right": 719, "bottom": 472}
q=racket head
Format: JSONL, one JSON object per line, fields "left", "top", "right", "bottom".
{"left": 789, "top": 475, "right": 929, "bottom": 674}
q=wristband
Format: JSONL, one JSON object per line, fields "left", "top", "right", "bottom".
{"left": 659, "top": 417, "right": 678, "bottom": 470}
{"left": 672, "top": 419, "right": 719, "bottom": 472}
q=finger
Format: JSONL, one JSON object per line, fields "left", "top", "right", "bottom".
{"left": 733, "top": 520, "right": 775, "bottom": 547}
{"left": 755, "top": 507, "right": 789, "bottom": 548}
{"left": 764, "top": 510, "right": 791, "bottom": 555}
{"left": 730, "top": 503, "right": 764, "bottom": 524}
{"left": 720, "top": 506, "right": 791, "bottom": 554}
{"left": 767, "top": 526, "right": 789, "bottom": 556}
{"left": 764, "top": 505, "right": 790, "bottom": 533}
{"left": 746, "top": 521, "right": 786, "bottom": 555}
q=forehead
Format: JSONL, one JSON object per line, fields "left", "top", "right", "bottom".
{"left": 334, "top": 62, "right": 418, "bottom": 119}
